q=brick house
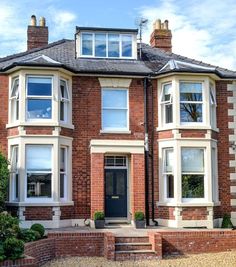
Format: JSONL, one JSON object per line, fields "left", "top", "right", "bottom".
{"left": 1, "top": 15, "right": 236, "bottom": 229}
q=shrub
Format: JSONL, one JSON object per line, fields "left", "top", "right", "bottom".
{"left": 0, "top": 152, "right": 9, "bottom": 212}
{"left": 30, "top": 224, "right": 45, "bottom": 238}
{"left": 3, "top": 237, "right": 24, "bottom": 260}
{"left": 18, "top": 229, "right": 41, "bottom": 243}
{"left": 0, "top": 242, "right": 5, "bottom": 261}
{"left": 94, "top": 211, "right": 105, "bottom": 221}
{"left": 134, "top": 211, "right": 145, "bottom": 221}
{"left": 0, "top": 213, "right": 19, "bottom": 242}
{"left": 221, "top": 214, "right": 233, "bottom": 228}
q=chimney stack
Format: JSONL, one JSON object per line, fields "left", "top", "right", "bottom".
{"left": 150, "top": 19, "right": 172, "bottom": 53}
{"left": 27, "top": 15, "right": 48, "bottom": 51}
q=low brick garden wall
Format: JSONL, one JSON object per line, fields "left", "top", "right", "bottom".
{"left": 1, "top": 230, "right": 236, "bottom": 266}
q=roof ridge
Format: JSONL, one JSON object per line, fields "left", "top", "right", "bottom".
{"left": 0, "top": 39, "right": 73, "bottom": 63}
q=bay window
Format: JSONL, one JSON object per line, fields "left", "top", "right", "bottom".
{"left": 163, "top": 148, "right": 174, "bottom": 198}
{"left": 10, "top": 77, "right": 19, "bottom": 122}
{"left": 160, "top": 83, "right": 173, "bottom": 124}
{"left": 180, "top": 82, "right": 203, "bottom": 123}
{"left": 60, "top": 79, "right": 70, "bottom": 122}
{"left": 26, "top": 145, "right": 52, "bottom": 198}
{"left": 26, "top": 77, "right": 52, "bottom": 120}
{"left": 102, "top": 89, "right": 128, "bottom": 131}
{"left": 181, "top": 148, "right": 205, "bottom": 198}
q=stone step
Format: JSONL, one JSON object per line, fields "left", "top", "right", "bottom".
{"left": 115, "top": 236, "right": 149, "bottom": 243}
{"left": 115, "top": 250, "right": 158, "bottom": 261}
{"left": 115, "top": 242, "right": 152, "bottom": 251}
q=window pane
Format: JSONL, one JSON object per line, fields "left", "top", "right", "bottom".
{"left": 103, "top": 90, "right": 127, "bottom": 108}
{"left": 180, "top": 82, "right": 202, "bottom": 101}
{"left": 167, "top": 174, "right": 174, "bottom": 198}
{"left": 15, "top": 174, "right": 19, "bottom": 199}
{"left": 27, "top": 77, "right": 52, "bottom": 96}
{"left": 108, "top": 34, "right": 119, "bottom": 57}
{"left": 180, "top": 103, "right": 202, "bottom": 122}
{"left": 60, "top": 101, "right": 64, "bottom": 121}
{"left": 181, "top": 148, "right": 204, "bottom": 173}
{"left": 11, "top": 78, "right": 19, "bottom": 98}
{"left": 122, "top": 35, "right": 132, "bottom": 57}
{"left": 27, "top": 99, "right": 52, "bottom": 119}
{"left": 60, "top": 147, "right": 66, "bottom": 172}
{"left": 164, "top": 149, "right": 173, "bottom": 172}
{"left": 162, "top": 84, "right": 172, "bottom": 102}
{"left": 27, "top": 173, "right": 51, "bottom": 198}
{"left": 26, "top": 145, "right": 52, "bottom": 171}
{"left": 182, "top": 175, "right": 204, "bottom": 198}
{"left": 60, "top": 174, "right": 64, "bottom": 198}
{"left": 60, "top": 80, "right": 69, "bottom": 99}
{"left": 165, "top": 104, "right": 173, "bottom": 123}
{"left": 82, "top": 33, "right": 93, "bottom": 56}
{"left": 95, "top": 34, "right": 106, "bottom": 57}
{"left": 103, "top": 109, "right": 127, "bottom": 129}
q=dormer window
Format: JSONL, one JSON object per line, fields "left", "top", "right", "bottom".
{"left": 77, "top": 27, "right": 138, "bottom": 59}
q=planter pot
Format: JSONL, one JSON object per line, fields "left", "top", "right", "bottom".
{"left": 135, "top": 220, "right": 146, "bottom": 229}
{"left": 94, "top": 219, "right": 105, "bottom": 229}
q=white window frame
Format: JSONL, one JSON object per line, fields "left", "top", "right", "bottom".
{"left": 26, "top": 75, "right": 53, "bottom": 122}
{"left": 181, "top": 147, "right": 206, "bottom": 202}
{"left": 59, "top": 79, "right": 70, "bottom": 123}
{"left": 25, "top": 144, "right": 53, "bottom": 201}
{"left": 9, "top": 77, "right": 19, "bottom": 123}
{"left": 160, "top": 82, "right": 173, "bottom": 125}
{"left": 60, "top": 146, "right": 68, "bottom": 201}
{"left": 101, "top": 88, "right": 129, "bottom": 132}
{"left": 210, "top": 82, "right": 217, "bottom": 128}
{"left": 10, "top": 145, "right": 19, "bottom": 201}
{"left": 163, "top": 148, "right": 174, "bottom": 201}
{"left": 80, "top": 32, "right": 135, "bottom": 59}
{"left": 179, "top": 81, "right": 204, "bottom": 125}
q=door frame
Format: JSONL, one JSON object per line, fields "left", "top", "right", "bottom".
{"left": 104, "top": 155, "right": 129, "bottom": 223}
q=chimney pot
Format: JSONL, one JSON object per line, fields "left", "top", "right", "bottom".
{"left": 39, "top": 17, "right": 46, "bottom": 27}
{"left": 150, "top": 18, "right": 172, "bottom": 53}
{"left": 30, "top": 15, "right": 37, "bottom": 26}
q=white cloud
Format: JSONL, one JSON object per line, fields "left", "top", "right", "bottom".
{"left": 139, "top": 0, "right": 236, "bottom": 70}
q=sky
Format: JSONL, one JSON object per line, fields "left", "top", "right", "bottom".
{"left": 0, "top": 0, "right": 236, "bottom": 70}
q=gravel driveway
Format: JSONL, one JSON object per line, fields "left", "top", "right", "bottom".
{"left": 43, "top": 251, "right": 236, "bottom": 267}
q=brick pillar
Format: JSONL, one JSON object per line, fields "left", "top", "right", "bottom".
{"left": 130, "top": 153, "right": 145, "bottom": 219}
{"left": 91, "top": 153, "right": 104, "bottom": 218}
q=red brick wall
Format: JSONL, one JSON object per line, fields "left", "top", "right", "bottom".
{"left": 181, "top": 207, "right": 208, "bottom": 220}
{"left": 161, "top": 230, "right": 236, "bottom": 255}
{"left": 157, "top": 130, "right": 173, "bottom": 139}
{"left": 25, "top": 126, "right": 53, "bottom": 135}
{"left": 157, "top": 207, "right": 175, "bottom": 220}
{"left": 179, "top": 129, "right": 207, "bottom": 138}
{"left": 150, "top": 29, "right": 172, "bottom": 52}
{"left": 24, "top": 207, "right": 53, "bottom": 220}
{"left": 90, "top": 153, "right": 104, "bottom": 218}
{"left": 70, "top": 77, "right": 145, "bottom": 219}
{"left": 216, "top": 81, "right": 232, "bottom": 217}
{"left": 130, "top": 153, "right": 145, "bottom": 217}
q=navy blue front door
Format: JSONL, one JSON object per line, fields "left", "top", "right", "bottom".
{"left": 105, "top": 169, "right": 127, "bottom": 218}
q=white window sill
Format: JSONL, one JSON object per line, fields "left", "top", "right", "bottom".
{"left": 156, "top": 125, "right": 219, "bottom": 133}
{"left": 157, "top": 201, "right": 221, "bottom": 207}
{"left": 6, "top": 201, "right": 74, "bottom": 207}
{"left": 6, "top": 122, "right": 74, "bottom": 129}
{"left": 100, "top": 130, "right": 131, "bottom": 134}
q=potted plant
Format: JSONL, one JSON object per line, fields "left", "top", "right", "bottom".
{"left": 221, "top": 214, "right": 233, "bottom": 229}
{"left": 94, "top": 211, "right": 105, "bottom": 229}
{"left": 134, "top": 211, "right": 146, "bottom": 229}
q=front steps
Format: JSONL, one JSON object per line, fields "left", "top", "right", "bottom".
{"left": 115, "top": 236, "right": 159, "bottom": 261}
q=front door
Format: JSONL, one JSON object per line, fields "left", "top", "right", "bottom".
{"left": 105, "top": 169, "right": 127, "bottom": 218}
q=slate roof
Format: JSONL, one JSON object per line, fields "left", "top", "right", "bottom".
{"left": 0, "top": 39, "right": 235, "bottom": 78}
